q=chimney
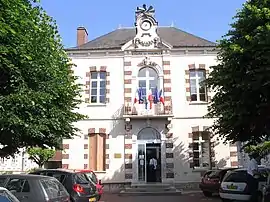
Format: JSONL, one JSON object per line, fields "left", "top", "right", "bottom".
{"left": 77, "top": 27, "right": 88, "bottom": 46}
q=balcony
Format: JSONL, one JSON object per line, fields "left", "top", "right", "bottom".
{"left": 123, "top": 102, "right": 173, "bottom": 119}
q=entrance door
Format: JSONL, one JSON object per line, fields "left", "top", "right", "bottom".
{"left": 146, "top": 143, "right": 161, "bottom": 183}
{"left": 137, "top": 143, "right": 146, "bottom": 182}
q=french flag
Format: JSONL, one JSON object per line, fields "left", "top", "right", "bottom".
{"left": 159, "top": 89, "right": 164, "bottom": 105}
{"left": 133, "top": 89, "right": 139, "bottom": 104}
{"left": 153, "top": 87, "right": 159, "bottom": 104}
{"left": 138, "top": 88, "right": 143, "bottom": 103}
{"left": 147, "top": 89, "right": 153, "bottom": 109}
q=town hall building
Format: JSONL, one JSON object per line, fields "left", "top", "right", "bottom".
{"left": 60, "top": 4, "right": 243, "bottom": 184}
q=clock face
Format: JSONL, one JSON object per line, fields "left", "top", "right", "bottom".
{"left": 140, "top": 20, "right": 151, "bottom": 31}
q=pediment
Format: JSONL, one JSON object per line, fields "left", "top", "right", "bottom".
{"left": 121, "top": 39, "right": 172, "bottom": 51}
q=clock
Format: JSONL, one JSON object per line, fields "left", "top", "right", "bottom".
{"left": 140, "top": 20, "right": 152, "bottom": 31}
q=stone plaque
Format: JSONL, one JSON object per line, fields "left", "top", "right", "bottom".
{"left": 114, "top": 153, "right": 122, "bottom": 158}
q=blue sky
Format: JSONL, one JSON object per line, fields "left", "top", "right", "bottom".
{"left": 41, "top": 0, "right": 246, "bottom": 48}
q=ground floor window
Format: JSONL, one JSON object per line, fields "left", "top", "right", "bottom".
{"left": 189, "top": 131, "right": 215, "bottom": 168}
{"left": 89, "top": 133, "right": 106, "bottom": 171}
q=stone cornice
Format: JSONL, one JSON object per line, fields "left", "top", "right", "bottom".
{"left": 66, "top": 47, "right": 218, "bottom": 58}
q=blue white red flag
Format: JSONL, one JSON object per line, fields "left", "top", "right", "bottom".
{"left": 159, "top": 89, "right": 164, "bottom": 105}
{"left": 153, "top": 86, "right": 159, "bottom": 104}
{"left": 134, "top": 89, "right": 139, "bottom": 104}
{"left": 147, "top": 89, "right": 153, "bottom": 109}
{"left": 138, "top": 88, "right": 144, "bottom": 104}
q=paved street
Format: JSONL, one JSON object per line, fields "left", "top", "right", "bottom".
{"left": 100, "top": 192, "right": 222, "bottom": 202}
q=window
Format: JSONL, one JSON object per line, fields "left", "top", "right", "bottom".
{"left": 138, "top": 67, "right": 158, "bottom": 101}
{"left": 89, "top": 134, "right": 106, "bottom": 171}
{"left": 73, "top": 173, "right": 89, "bottom": 184}
{"left": 191, "top": 132, "right": 211, "bottom": 168}
{"left": 40, "top": 179, "right": 68, "bottom": 200}
{"left": 0, "top": 189, "right": 20, "bottom": 202}
{"left": 189, "top": 70, "right": 207, "bottom": 102}
{"left": 84, "top": 172, "right": 98, "bottom": 184}
{"left": 46, "top": 173, "right": 66, "bottom": 183}
{"left": 90, "top": 72, "right": 106, "bottom": 103}
{"left": 0, "top": 177, "right": 6, "bottom": 187}
{"left": 6, "top": 178, "right": 30, "bottom": 193}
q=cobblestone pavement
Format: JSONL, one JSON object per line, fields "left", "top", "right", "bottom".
{"left": 99, "top": 192, "right": 222, "bottom": 202}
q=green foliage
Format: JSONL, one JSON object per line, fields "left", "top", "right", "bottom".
{"left": 0, "top": 0, "right": 86, "bottom": 157}
{"left": 27, "top": 147, "right": 55, "bottom": 167}
{"left": 244, "top": 141, "right": 270, "bottom": 158}
{"left": 205, "top": 0, "right": 270, "bottom": 145}
{"left": 26, "top": 167, "right": 42, "bottom": 173}
{"left": 0, "top": 171, "right": 13, "bottom": 174}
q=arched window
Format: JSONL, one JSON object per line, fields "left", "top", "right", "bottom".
{"left": 138, "top": 67, "right": 158, "bottom": 99}
{"left": 137, "top": 127, "right": 161, "bottom": 140}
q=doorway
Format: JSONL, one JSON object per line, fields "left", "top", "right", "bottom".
{"left": 146, "top": 143, "right": 161, "bottom": 183}
{"left": 136, "top": 127, "right": 162, "bottom": 183}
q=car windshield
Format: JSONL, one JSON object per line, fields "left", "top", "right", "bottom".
{"left": 223, "top": 170, "right": 248, "bottom": 182}
{"left": 84, "top": 172, "right": 98, "bottom": 184}
{"left": 208, "top": 170, "right": 221, "bottom": 178}
{"left": 73, "top": 173, "right": 89, "bottom": 184}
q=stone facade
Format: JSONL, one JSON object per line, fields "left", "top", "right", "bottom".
{"left": 62, "top": 4, "right": 243, "bottom": 183}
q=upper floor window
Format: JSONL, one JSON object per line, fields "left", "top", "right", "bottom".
{"left": 138, "top": 67, "right": 158, "bottom": 100}
{"left": 90, "top": 72, "right": 106, "bottom": 103}
{"left": 189, "top": 70, "right": 207, "bottom": 102}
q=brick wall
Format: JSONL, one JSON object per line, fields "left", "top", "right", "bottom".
{"left": 124, "top": 124, "right": 133, "bottom": 180}
{"left": 163, "top": 61, "right": 172, "bottom": 113}
{"left": 123, "top": 61, "right": 132, "bottom": 113}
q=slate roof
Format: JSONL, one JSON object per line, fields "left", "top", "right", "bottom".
{"left": 69, "top": 27, "right": 216, "bottom": 50}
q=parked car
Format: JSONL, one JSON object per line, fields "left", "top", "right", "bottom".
{"left": 30, "top": 169, "right": 98, "bottom": 202}
{"left": 0, "top": 174, "right": 70, "bottom": 202}
{"left": 199, "top": 168, "right": 236, "bottom": 197}
{"left": 262, "top": 173, "right": 270, "bottom": 202}
{"left": 219, "top": 166, "right": 270, "bottom": 202}
{"left": 0, "top": 187, "right": 20, "bottom": 202}
{"left": 73, "top": 169, "right": 103, "bottom": 201}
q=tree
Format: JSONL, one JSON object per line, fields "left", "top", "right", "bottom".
{"left": 0, "top": 0, "right": 85, "bottom": 157}
{"left": 205, "top": 0, "right": 270, "bottom": 147}
{"left": 27, "top": 147, "right": 55, "bottom": 168}
{"left": 244, "top": 141, "right": 270, "bottom": 159}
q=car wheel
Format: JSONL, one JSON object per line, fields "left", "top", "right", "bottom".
{"left": 203, "top": 191, "right": 212, "bottom": 197}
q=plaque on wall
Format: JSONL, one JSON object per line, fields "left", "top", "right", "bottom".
{"left": 114, "top": 153, "right": 122, "bottom": 158}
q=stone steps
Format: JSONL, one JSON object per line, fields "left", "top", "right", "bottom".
{"left": 118, "top": 183, "right": 182, "bottom": 196}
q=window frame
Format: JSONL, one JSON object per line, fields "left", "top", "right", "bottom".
{"left": 137, "top": 67, "right": 159, "bottom": 100}
{"left": 189, "top": 69, "right": 207, "bottom": 102}
{"left": 6, "top": 178, "right": 30, "bottom": 193}
{"left": 191, "top": 132, "right": 212, "bottom": 169}
{"left": 90, "top": 71, "right": 106, "bottom": 104}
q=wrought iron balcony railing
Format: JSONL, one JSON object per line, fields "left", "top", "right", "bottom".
{"left": 123, "top": 101, "right": 173, "bottom": 118}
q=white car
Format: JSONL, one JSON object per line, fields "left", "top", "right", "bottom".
{"left": 0, "top": 187, "right": 20, "bottom": 202}
{"left": 219, "top": 166, "right": 269, "bottom": 202}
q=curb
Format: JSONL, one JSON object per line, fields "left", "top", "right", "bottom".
{"left": 181, "top": 190, "right": 202, "bottom": 195}
{"left": 118, "top": 190, "right": 183, "bottom": 196}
